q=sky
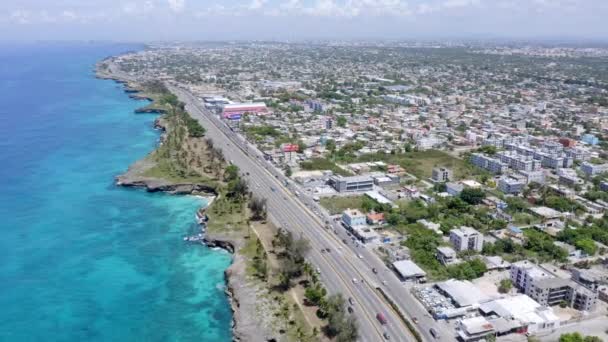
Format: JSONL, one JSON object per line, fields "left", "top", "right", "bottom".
{"left": 1, "top": 0, "right": 607, "bottom": 41}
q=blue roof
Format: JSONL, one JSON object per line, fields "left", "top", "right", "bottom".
{"left": 509, "top": 226, "right": 522, "bottom": 234}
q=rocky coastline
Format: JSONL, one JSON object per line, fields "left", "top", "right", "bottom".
{"left": 97, "top": 60, "right": 276, "bottom": 342}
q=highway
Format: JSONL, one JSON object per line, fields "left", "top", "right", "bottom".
{"left": 171, "top": 86, "right": 419, "bottom": 342}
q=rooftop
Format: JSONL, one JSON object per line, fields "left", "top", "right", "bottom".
{"left": 436, "top": 279, "right": 491, "bottom": 307}
{"left": 393, "top": 260, "right": 426, "bottom": 278}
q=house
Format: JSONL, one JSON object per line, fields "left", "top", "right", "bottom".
{"left": 366, "top": 212, "right": 385, "bottom": 225}
{"left": 437, "top": 246, "right": 458, "bottom": 265}
{"left": 446, "top": 182, "right": 464, "bottom": 196}
{"left": 417, "top": 219, "right": 442, "bottom": 235}
{"left": 341, "top": 209, "right": 367, "bottom": 228}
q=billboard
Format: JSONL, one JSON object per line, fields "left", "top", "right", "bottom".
{"left": 225, "top": 113, "right": 242, "bottom": 120}
{"left": 282, "top": 143, "right": 299, "bottom": 152}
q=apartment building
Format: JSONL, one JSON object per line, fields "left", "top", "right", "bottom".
{"left": 518, "top": 170, "right": 545, "bottom": 184}
{"left": 510, "top": 261, "right": 598, "bottom": 312}
{"left": 470, "top": 153, "right": 508, "bottom": 174}
{"left": 497, "top": 151, "right": 540, "bottom": 172}
{"left": 449, "top": 226, "right": 484, "bottom": 252}
{"left": 431, "top": 167, "right": 453, "bottom": 182}
{"left": 498, "top": 174, "right": 527, "bottom": 194}
{"left": 580, "top": 162, "right": 608, "bottom": 178}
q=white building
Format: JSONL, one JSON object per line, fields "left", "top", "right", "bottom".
{"left": 449, "top": 226, "right": 484, "bottom": 252}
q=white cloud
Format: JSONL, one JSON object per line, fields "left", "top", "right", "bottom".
{"left": 167, "top": 0, "right": 186, "bottom": 12}
{"left": 249, "top": 0, "right": 268, "bottom": 10}
{"left": 10, "top": 10, "right": 31, "bottom": 24}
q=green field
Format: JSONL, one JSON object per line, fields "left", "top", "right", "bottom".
{"left": 319, "top": 195, "right": 367, "bottom": 215}
{"left": 299, "top": 158, "right": 353, "bottom": 176}
{"left": 356, "top": 150, "right": 475, "bottom": 179}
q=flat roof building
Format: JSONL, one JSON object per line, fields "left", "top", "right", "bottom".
{"left": 450, "top": 226, "right": 484, "bottom": 252}
{"left": 436, "top": 279, "right": 491, "bottom": 308}
{"left": 479, "top": 295, "right": 560, "bottom": 334}
{"left": 392, "top": 260, "right": 426, "bottom": 282}
{"left": 329, "top": 175, "right": 374, "bottom": 193}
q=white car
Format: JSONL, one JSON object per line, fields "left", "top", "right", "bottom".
{"left": 352, "top": 278, "right": 358, "bottom": 284}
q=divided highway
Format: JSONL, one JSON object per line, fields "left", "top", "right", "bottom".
{"left": 172, "top": 86, "right": 418, "bottom": 342}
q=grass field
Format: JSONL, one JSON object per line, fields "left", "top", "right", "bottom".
{"left": 319, "top": 195, "right": 367, "bottom": 215}
{"left": 205, "top": 195, "right": 248, "bottom": 235}
{"left": 356, "top": 150, "right": 475, "bottom": 179}
{"left": 299, "top": 158, "right": 353, "bottom": 176}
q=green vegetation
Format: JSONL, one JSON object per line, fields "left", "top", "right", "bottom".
{"left": 460, "top": 188, "right": 486, "bottom": 205}
{"left": 400, "top": 223, "right": 447, "bottom": 279}
{"left": 354, "top": 150, "right": 474, "bottom": 179}
{"left": 320, "top": 294, "right": 359, "bottom": 342}
{"left": 542, "top": 195, "right": 584, "bottom": 213}
{"left": 248, "top": 196, "right": 267, "bottom": 221}
{"left": 244, "top": 125, "right": 281, "bottom": 138}
{"left": 476, "top": 145, "right": 498, "bottom": 155}
{"left": 446, "top": 259, "right": 487, "bottom": 280}
{"left": 523, "top": 229, "right": 568, "bottom": 262}
{"left": 558, "top": 225, "right": 608, "bottom": 255}
{"left": 399, "top": 221, "right": 487, "bottom": 281}
{"left": 559, "top": 332, "right": 603, "bottom": 342}
{"left": 300, "top": 158, "right": 353, "bottom": 176}
{"left": 273, "top": 229, "right": 311, "bottom": 290}
{"left": 140, "top": 88, "right": 214, "bottom": 185}
{"left": 498, "top": 279, "right": 512, "bottom": 293}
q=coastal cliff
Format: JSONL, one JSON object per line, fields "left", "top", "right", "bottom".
{"left": 97, "top": 61, "right": 279, "bottom": 342}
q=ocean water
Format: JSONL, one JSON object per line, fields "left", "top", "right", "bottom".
{"left": 0, "top": 43, "right": 232, "bottom": 342}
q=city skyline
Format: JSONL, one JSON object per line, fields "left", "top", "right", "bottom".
{"left": 2, "top": 0, "right": 608, "bottom": 41}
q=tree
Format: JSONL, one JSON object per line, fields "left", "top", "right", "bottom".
{"left": 575, "top": 238, "right": 598, "bottom": 256}
{"left": 227, "top": 178, "right": 249, "bottom": 200}
{"left": 283, "top": 164, "right": 293, "bottom": 177}
{"left": 559, "top": 332, "right": 585, "bottom": 342}
{"left": 326, "top": 139, "right": 337, "bottom": 153}
{"left": 224, "top": 164, "right": 239, "bottom": 182}
{"left": 337, "top": 116, "right": 347, "bottom": 127}
{"left": 460, "top": 188, "right": 486, "bottom": 205}
{"left": 248, "top": 196, "right": 267, "bottom": 220}
{"left": 304, "top": 284, "right": 326, "bottom": 306}
{"left": 336, "top": 315, "right": 359, "bottom": 342}
{"left": 498, "top": 279, "right": 512, "bottom": 294}
{"left": 477, "top": 145, "right": 497, "bottom": 155}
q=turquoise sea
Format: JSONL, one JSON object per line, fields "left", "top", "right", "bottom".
{"left": 0, "top": 43, "right": 232, "bottom": 341}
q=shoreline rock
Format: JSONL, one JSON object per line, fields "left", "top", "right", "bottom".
{"left": 98, "top": 61, "right": 275, "bottom": 342}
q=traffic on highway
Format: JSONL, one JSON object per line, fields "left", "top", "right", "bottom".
{"left": 171, "top": 85, "right": 452, "bottom": 342}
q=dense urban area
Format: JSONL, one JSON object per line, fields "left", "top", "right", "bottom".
{"left": 105, "top": 41, "right": 608, "bottom": 342}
